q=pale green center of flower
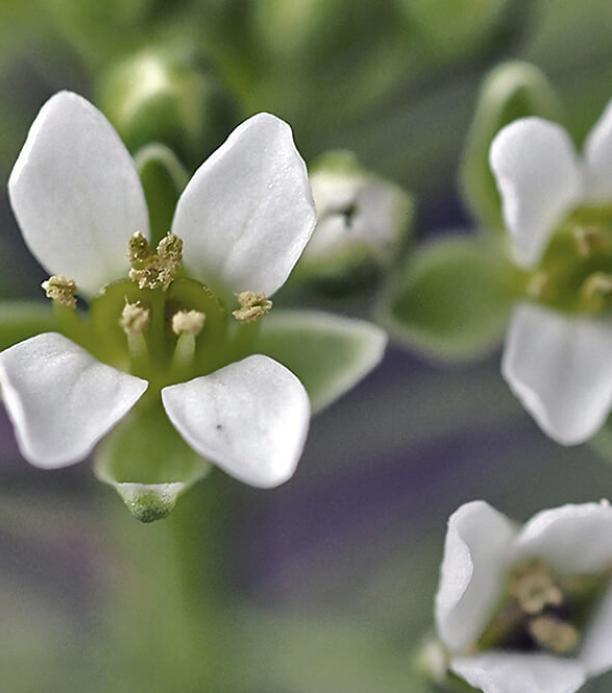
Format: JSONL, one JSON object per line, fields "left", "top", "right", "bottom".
{"left": 521, "top": 205, "right": 612, "bottom": 314}
{"left": 477, "top": 559, "right": 610, "bottom": 657}
{"left": 41, "top": 232, "right": 272, "bottom": 396}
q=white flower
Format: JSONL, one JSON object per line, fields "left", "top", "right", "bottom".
{"left": 435, "top": 500, "right": 612, "bottom": 693}
{"left": 1, "top": 90, "right": 318, "bottom": 489}
{"left": 490, "top": 103, "right": 612, "bottom": 445}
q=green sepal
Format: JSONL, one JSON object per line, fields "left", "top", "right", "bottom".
{"left": 0, "top": 301, "right": 56, "bottom": 351}
{"left": 379, "top": 234, "right": 514, "bottom": 362}
{"left": 94, "top": 399, "right": 210, "bottom": 523}
{"left": 254, "top": 310, "right": 387, "bottom": 413}
{"left": 460, "top": 61, "right": 562, "bottom": 232}
{"left": 135, "top": 143, "right": 189, "bottom": 246}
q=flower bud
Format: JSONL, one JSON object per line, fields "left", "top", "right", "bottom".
{"left": 97, "top": 49, "right": 233, "bottom": 163}
{"left": 296, "top": 151, "right": 413, "bottom": 296}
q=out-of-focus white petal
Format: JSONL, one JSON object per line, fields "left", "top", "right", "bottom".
{"left": 435, "top": 501, "right": 517, "bottom": 652}
{"left": 583, "top": 100, "right": 612, "bottom": 202}
{"left": 580, "top": 583, "right": 612, "bottom": 676}
{"left": 451, "top": 653, "right": 586, "bottom": 693}
{"left": 8, "top": 91, "right": 149, "bottom": 296}
{"left": 490, "top": 118, "right": 582, "bottom": 268}
{"left": 172, "top": 113, "right": 316, "bottom": 297}
{"left": 502, "top": 303, "right": 612, "bottom": 445}
{"left": 512, "top": 503, "right": 612, "bottom": 574}
{"left": 162, "top": 355, "right": 310, "bottom": 488}
{"left": 0, "top": 333, "right": 147, "bottom": 468}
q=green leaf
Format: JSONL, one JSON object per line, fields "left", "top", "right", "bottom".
{"left": 94, "top": 399, "right": 210, "bottom": 523}
{"left": 254, "top": 310, "right": 387, "bottom": 413}
{"left": 134, "top": 143, "right": 189, "bottom": 246}
{"left": 0, "top": 301, "right": 55, "bottom": 351}
{"left": 379, "top": 234, "right": 513, "bottom": 362}
{"left": 460, "top": 61, "right": 562, "bottom": 232}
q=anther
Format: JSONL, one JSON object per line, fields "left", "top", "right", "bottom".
{"left": 572, "top": 226, "right": 609, "bottom": 258}
{"left": 580, "top": 271, "right": 612, "bottom": 311}
{"left": 232, "top": 291, "right": 272, "bottom": 323}
{"left": 510, "top": 561, "right": 563, "bottom": 615}
{"left": 528, "top": 615, "right": 580, "bottom": 655}
{"left": 128, "top": 231, "right": 153, "bottom": 265}
{"left": 128, "top": 232, "right": 183, "bottom": 291}
{"left": 120, "top": 301, "right": 150, "bottom": 336}
{"left": 172, "top": 309, "right": 206, "bottom": 336}
{"left": 41, "top": 275, "right": 77, "bottom": 309}
{"left": 526, "top": 271, "right": 555, "bottom": 301}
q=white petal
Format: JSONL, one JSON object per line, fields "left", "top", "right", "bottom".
{"left": 0, "top": 333, "right": 147, "bottom": 468}
{"left": 162, "top": 355, "right": 310, "bottom": 488}
{"left": 583, "top": 99, "right": 612, "bottom": 202}
{"left": 8, "top": 91, "right": 149, "bottom": 296}
{"left": 490, "top": 118, "right": 582, "bottom": 268}
{"left": 435, "top": 501, "right": 517, "bottom": 652}
{"left": 580, "top": 583, "right": 612, "bottom": 676}
{"left": 502, "top": 303, "right": 612, "bottom": 445}
{"left": 512, "top": 503, "right": 612, "bottom": 574}
{"left": 172, "top": 113, "right": 316, "bottom": 297}
{"left": 451, "top": 653, "right": 586, "bottom": 693}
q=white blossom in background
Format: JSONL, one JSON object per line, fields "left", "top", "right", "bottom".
{"left": 0, "top": 90, "right": 383, "bottom": 496}
{"left": 433, "top": 500, "right": 612, "bottom": 693}
{"left": 490, "top": 102, "right": 612, "bottom": 445}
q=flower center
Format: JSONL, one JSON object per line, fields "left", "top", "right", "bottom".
{"left": 42, "top": 232, "right": 272, "bottom": 395}
{"left": 476, "top": 559, "right": 610, "bottom": 657}
{"left": 522, "top": 205, "right": 612, "bottom": 314}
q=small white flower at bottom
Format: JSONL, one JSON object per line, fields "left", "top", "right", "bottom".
{"left": 432, "top": 500, "right": 612, "bottom": 693}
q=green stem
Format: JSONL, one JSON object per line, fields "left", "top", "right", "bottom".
{"left": 98, "top": 473, "right": 234, "bottom": 691}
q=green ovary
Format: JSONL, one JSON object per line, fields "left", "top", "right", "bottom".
{"left": 520, "top": 205, "right": 612, "bottom": 315}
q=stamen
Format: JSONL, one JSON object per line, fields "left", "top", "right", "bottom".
{"left": 128, "top": 232, "right": 183, "bottom": 291}
{"left": 510, "top": 561, "right": 563, "bottom": 615}
{"left": 528, "top": 615, "right": 580, "bottom": 655}
{"left": 127, "top": 231, "right": 153, "bottom": 264}
{"left": 171, "top": 309, "right": 206, "bottom": 336}
{"left": 232, "top": 291, "right": 272, "bottom": 323}
{"left": 120, "top": 301, "right": 150, "bottom": 336}
{"left": 572, "top": 226, "right": 610, "bottom": 258}
{"left": 526, "top": 271, "right": 554, "bottom": 301}
{"left": 580, "top": 271, "right": 612, "bottom": 311}
{"left": 41, "top": 275, "right": 77, "bottom": 309}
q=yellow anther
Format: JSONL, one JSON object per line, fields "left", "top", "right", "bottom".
{"left": 157, "top": 233, "right": 183, "bottom": 262}
{"left": 580, "top": 271, "right": 612, "bottom": 311}
{"left": 232, "top": 291, "right": 272, "bottom": 323}
{"left": 127, "top": 232, "right": 183, "bottom": 291}
{"left": 510, "top": 561, "right": 563, "bottom": 615}
{"left": 171, "top": 310, "right": 206, "bottom": 336}
{"left": 41, "top": 275, "right": 77, "bottom": 309}
{"left": 528, "top": 615, "right": 580, "bottom": 655}
{"left": 572, "top": 226, "right": 609, "bottom": 258}
{"left": 128, "top": 231, "right": 153, "bottom": 265}
{"left": 526, "top": 271, "right": 555, "bottom": 301}
{"left": 120, "top": 301, "right": 150, "bottom": 336}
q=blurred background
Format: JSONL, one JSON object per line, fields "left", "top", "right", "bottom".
{"left": 3, "top": 1, "right": 612, "bottom": 690}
